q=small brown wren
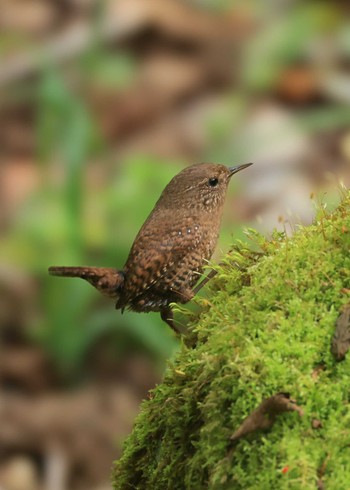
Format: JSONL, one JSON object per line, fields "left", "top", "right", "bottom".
{"left": 49, "top": 162, "right": 252, "bottom": 333}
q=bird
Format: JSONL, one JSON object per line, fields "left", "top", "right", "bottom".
{"left": 49, "top": 162, "right": 253, "bottom": 333}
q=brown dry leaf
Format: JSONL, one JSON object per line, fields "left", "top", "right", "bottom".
{"left": 311, "top": 363, "right": 325, "bottom": 381}
{"left": 276, "top": 65, "right": 320, "bottom": 104}
{"left": 230, "top": 392, "right": 303, "bottom": 443}
{"left": 0, "top": 0, "right": 57, "bottom": 35}
{"left": 0, "top": 385, "right": 139, "bottom": 489}
{"left": 317, "top": 479, "right": 325, "bottom": 490}
{"left": 331, "top": 304, "right": 350, "bottom": 361}
{"left": 312, "top": 418, "right": 322, "bottom": 430}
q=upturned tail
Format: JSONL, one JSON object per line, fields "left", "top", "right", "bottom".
{"left": 48, "top": 266, "right": 124, "bottom": 298}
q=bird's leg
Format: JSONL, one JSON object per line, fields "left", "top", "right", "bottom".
{"left": 161, "top": 279, "right": 215, "bottom": 334}
{"left": 192, "top": 269, "right": 218, "bottom": 295}
{"left": 160, "top": 307, "right": 181, "bottom": 335}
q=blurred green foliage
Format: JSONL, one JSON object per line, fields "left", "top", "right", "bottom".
{"left": 3, "top": 66, "right": 181, "bottom": 381}
{"left": 243, "top": 3, "right": 340, "bottom": 90}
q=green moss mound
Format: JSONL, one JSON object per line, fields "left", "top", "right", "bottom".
{"left": 113, "top": 193, "right": 350, "bottom": 490}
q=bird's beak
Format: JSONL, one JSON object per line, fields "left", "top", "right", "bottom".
{"left": 228, "top": 162, "right": 253, "bottom": 177}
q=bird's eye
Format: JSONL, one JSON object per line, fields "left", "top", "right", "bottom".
{"left": 208, "top": 177, "right": 219, "bottom": 187}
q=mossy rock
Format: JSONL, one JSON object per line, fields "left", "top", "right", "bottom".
{"left": 113, "top": 193, "right": 350, "bottom": 490}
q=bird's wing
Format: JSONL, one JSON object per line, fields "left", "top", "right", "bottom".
{"left": 123, "top": 216, "right": 207, "bottom": 298}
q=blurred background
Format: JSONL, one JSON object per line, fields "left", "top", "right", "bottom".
{"left": 0, "top": 1, "right": 349, "bottom": 489}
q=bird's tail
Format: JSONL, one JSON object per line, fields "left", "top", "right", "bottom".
{"left": 48, "top": 266, "right": 124, "bottom": 298}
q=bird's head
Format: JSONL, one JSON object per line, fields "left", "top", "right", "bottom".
{"left": 158, "top": 162, "right": 253, "bottom": 212}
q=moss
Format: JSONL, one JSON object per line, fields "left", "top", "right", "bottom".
{"left": 113, "top": 192, "right": 350, "bottom": 490}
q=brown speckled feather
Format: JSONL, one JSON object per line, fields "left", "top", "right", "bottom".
{"left": 118, "top": 209, "right": 220, "bottom": 311}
